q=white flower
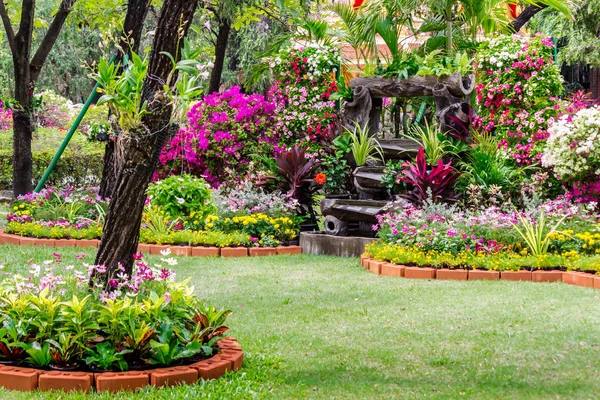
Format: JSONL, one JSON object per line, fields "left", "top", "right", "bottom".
{"left": 161, "top": 257, "right": 178, "bottom": 266}
{"left": 160, "top": 248, "right": 171, "bottom": 256}
{"left": 176, "top": 197, "right": 185, "bottom": 205}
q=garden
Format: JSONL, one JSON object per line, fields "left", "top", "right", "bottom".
{"left": 0, "top": 0, "right": 599, "bottom": 398}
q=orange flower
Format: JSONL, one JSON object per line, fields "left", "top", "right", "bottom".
{"left": 315, "top": 173, "right": 327, "bottom": 185}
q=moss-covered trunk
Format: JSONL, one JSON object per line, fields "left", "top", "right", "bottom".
{"left": 93, "top": 0, "right": 199, "bottom": 283}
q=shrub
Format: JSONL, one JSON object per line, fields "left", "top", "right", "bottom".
{"left": 158, "top": 86, "right": 278, "bottom": 187}
{"left": 0, "top": 255, "right": 231, "bottom": 370}
{"left": 147, "top": 174, "right": 216, "bottom": 220}
{"left": 474, "top": 34, "right": 563, "bottom": 166}
{"left": 269, "top": 42, "right": 341, "bottom": 153}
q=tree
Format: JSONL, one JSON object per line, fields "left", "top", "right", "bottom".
{"left": 98, "top": 0, "right": 151, "bottom": 199}
{"left": 93, "top": 0, "right": 198, "bottom": 283}
{"left": 0, "top": 0, "right": 78, "bottom": 196}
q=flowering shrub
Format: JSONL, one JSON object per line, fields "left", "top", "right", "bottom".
{"left": 0, "top": 252, "right": 231, "bottom": 370}
{"left": 542, "top": 107, "right": 600, "bottom": 183}
{"left": 269, "top": 43, "right": 341, "bottom": 153}
{"left": 147, "top": 174, "right": 215, "bottom": 220}
{"left": 207, "top": 213, "right": 299, "bottom": 244}
{"left": 158, "top": 86, "right": 278, "bottom": 187}
{"left": 374, "top": 198, "right": 599, "bottom": 255}
{"left": 212, "top": 181, "right": 298, "bottom": 218}
{"left": 474, "top": 34, "right": 563, "bottom": 166}
{"left": 33, "top": 90, "right": 80, "bottom": 130}
{"left": 7, "top": 186, "right": 108, "bottom": 226}
{"left": 0, "top": 100, "right": 12, "bottom": 130}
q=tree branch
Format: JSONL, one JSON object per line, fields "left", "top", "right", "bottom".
{"left": 0, "top": 1, "right": 16, "bottom": 54}
{"left": 30, "top": 0, "right": 77, "bottom": 82}
{"left": 508, "top": 4, "right": 547, "bottom": 33}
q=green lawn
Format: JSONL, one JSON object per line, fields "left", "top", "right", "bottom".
{"left": 0, "top": 245, "right": 599, "bottom": 399}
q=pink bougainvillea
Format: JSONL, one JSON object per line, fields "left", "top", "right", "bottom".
{"left": 0, "top": 100, "right": 12, "bottom": 131}
{"left": 157, "top": 86, "right": 279, "bottom": 187}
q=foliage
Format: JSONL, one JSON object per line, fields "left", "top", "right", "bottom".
{"left": 147, "top": 174, "right": 216, "bottom": 220}
{"left": 269, "top": 42, "right": 341, "bottom": 153}
{"left": 405, "top": 121, "right": 456, "bottom": 165}
{"left": 397, "top": 147, "right": 460, "bottom": 205}
{"left": 511, "top": 210, "right": 567, "bottom": 257}
{"left": 158, "top": 86, "right": 278, "bottom": 187}
{"left": 208, "top": 213, "right": 299, "bottom": 243}
{"left": 542, "top": 106, "right": 600, "bottom": 184}
{"left": 275, "top": 145, "right": 319, "bottom": 208}
{"left": 319, "top": 152, "right": 351, "bottom": 195}
{"left": 0, "top": 129, "right": 104, "bottom": 190}
{"left": 474, "top": 34, "right": 563, "bottom": 166}
{"left": 381, "top": 160, "right": 406, "bottom": 194}
{"left": 0, "top": 253, "right": 230, "bottom": 371}
{"left": 347, "top": 123, "right": 383, "bottom": 166}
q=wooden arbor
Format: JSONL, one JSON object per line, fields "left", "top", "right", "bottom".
{"left": 343, "top": 72, "right": 476, "bottom": 136}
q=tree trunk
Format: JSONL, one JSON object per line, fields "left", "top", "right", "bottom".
{"left": 12, "top": 109, "right": 34, "bottom": 195}
{"left": 508, "top": 4, "right": 547, "bottom": 33}
{"left": 93, "top": 0, "right": 198, "bottom": 283}
{"left": 208, "top": 18, "right": 231, "bottom": 94}
{"left": 99, "top": 0, "right": 151, "bottom": 199}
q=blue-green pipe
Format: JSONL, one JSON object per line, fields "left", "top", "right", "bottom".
{"left": 34, "top": 56, "right": 116, "bottom": 192}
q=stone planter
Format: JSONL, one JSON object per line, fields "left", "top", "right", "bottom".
{"left": 76, "top": 239, "right": 99, "bottom": 248}
{"left": 0, "top": 233, "right": 21, "bottom": 245}
{"left": 192, "top": 357, "right": 232, "bottom": 380}
{"left": 436, "top": 269, "right": 468, "bottom": 280}
{"left": 501, "top": 270, "right": 532, "bottom": 281}
{"left": 191, "top": 247, "right": 220, "bottom": 257}
{"left": 221, "top": 247, "right": 248, "bottom": 258}
{"left": 531, "top": 270, "right": 562, "bottom": 283}
{"left": 18, "top": 237, "right": 36, "bottom": 246}
{"left": 95, "top": 371, "right": 150, "bottom": 393}
{"left": 276, "top": 246, "right": 302, "bottom": 255}
{"left": 249, "top": 247, "right": 277, "bottom": 257}
{"left": 368, "top": 260, "right": 384, "bottom": 275}
{"left": 574, "top": 273, "right": 595, "bottom": 288}
{"left": 149, "top": 244, "right": 171, "bottom": 255}
{"left": 38, "top": 371, "right": 93, "bottom": 392}
{"left": 468, "top": 270, "right": 500, "bottom": 281}
{"left": 380, "top": 263, "right": 404, "bottom": 277}
{"left": 170, "top": 246, "right": 192, "bottom": 257}
{"left": 404, "top": 267, "right": 436, "bottom": 279}
{"left": 0, "top": 366, "right": 41, "bottom": 391}
{"left": 562, "top": 272, "right": 578, "bottom": 285}
{"left": 150, "top": 367, "right": 198, "bottom": 388}
{"left": 54, "top": 239, "right": 77, "bottom": 247}
{"left": 34, "top": 238, "right": 56, "bottom": 247}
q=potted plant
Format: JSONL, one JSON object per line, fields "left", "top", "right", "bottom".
{"left": 319, "top": 152, "right": 352, "bottom": 199}
{"left": 85, "top": 341, "right": 131, "bottom": 372}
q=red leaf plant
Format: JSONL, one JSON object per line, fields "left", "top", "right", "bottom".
{"left": 398, "top": 147, "right": 460, "bottom": 205}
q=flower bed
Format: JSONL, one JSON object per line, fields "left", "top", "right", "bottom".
{"left": 0, "top": 337, "right": 242, "bottom": 392}
{"left": 0, "top": 232, "right": 302, "bottom": 257}
{"left": 6, "top": 178, "right": 303, "bottom": 254}
{"left": 0, "top": 254, "right": 244, "bottom": 392}
{"left": 359, "top": 254, "right": 600, "bottom": 289}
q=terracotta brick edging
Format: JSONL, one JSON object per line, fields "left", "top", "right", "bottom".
{"left": 0, "top": 338, "right": 243, "bottom": 393}
{"left": 359, "top": 255, "right": 600, "bottom": 290}
{"left": 0, "top": 232, "right": 302, "bottom": 258}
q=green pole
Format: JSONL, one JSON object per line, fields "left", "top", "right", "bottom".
{"left": 34, "top": 56, "right": 116, "bottom": 192}
{"left": 415, "top": 101, "right": 427, "bottom": 124}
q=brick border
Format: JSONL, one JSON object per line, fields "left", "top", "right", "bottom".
{"left": 361, "top": 256, "right": 600, "bottom": 289}
{"left": 0, "top": 337, "right": 243, "bottom": 393}
{"left": 0, "top": 232, "right": 302, "bottom": 258}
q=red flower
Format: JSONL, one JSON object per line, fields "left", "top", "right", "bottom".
{"left": 315, "top": 173, "right": 327, "bottom": 185}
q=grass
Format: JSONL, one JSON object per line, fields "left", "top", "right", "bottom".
{"left": 0, "top": 245, "right": 599, "bottom": 399}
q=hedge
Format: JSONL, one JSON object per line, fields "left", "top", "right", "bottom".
{"left": 0, "top": 147, "right": 104, "bottom": 190}
{"left": 0, "top": 129, "right": 104, "bottom": 190}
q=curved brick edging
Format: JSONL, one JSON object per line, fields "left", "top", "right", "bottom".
{"left": 0, "top": 232, "right": 302, "bottom": 257}
{"left": 360, "top": 255, "right": 600, "bottom": 289}
{"left": 0, "top": 337, "right": 243, "bottom": 393}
